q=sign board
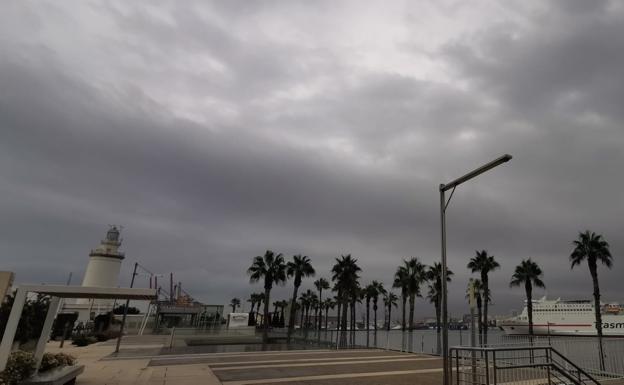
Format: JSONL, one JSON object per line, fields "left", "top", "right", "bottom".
{"left": 227, "top": 312, "right": 249, "bottom": 328}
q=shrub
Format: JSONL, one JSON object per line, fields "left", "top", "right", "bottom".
{"left": 39, "top": 353, "right": 59, "bottom": 372}
{"left": 94, "top": 330, "right": 121, "bottom": 342}
{"left": 0, "top": 351, "right": 36, "bottom": 385}
{"left": 72, "top": 334, "right": 97, "bottom": 346}
{"left": 54, "top": 352, "right": 76, "bottom": 367}
{"left": 39, "top": 352, "right": 76, "bottom": 372}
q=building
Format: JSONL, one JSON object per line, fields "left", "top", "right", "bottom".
{"left": 62, "top": 226, "right": 125, "bottom": 323}
{"left": 0, "top": 271, "right": 14, "bottom": 302}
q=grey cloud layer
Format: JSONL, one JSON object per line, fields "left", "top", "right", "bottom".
{"left": 1, "top": 0, "right": 622, "bottom": 317}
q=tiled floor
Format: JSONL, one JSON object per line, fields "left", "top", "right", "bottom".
{"left": 46, "top": 340, "right": 442, "bottom": 384}
{"left": 149, "top": 349, "right": 443, "bottom": 385}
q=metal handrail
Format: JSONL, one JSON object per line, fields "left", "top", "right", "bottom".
{"left": 449, "top": 345, "right": 601, "bottom": 385}
{"left": 549, "top": 347, "right": 601, "bottom": 385}
{"left": 451, "top": 345, "right": 553, "bottom": 352}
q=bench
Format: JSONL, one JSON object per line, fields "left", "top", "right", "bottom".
{"left": 21, "top": 365, "right": 85, "bottom": 385}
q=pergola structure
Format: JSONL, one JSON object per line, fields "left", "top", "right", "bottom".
{"left": 0, "top": 285, "right": 156, "bottom": 371}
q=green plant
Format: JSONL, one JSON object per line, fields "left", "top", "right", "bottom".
{"left": 71, "top": 334, "right": 91, "bottom": 347}
{"left": 0, "top": 293, "right": 50, "bottom": 345}
{"left": 72, "top": 334, "right": 98, "bottom": 346}
{"left": 0, "top": 351, "right": 36, "bottom": 385}
{"left": 93, "top": 329, "right": 121, "bottom": 341}
{"left": 39, "top": 352, "right": 76, "bottom": 372}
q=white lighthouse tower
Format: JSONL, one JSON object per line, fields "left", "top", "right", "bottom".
{"left": 81, "top": 226, "right": 125, "bottom": 288}
{"left": 69, "top": 226, "right": 125, "bottom": 320}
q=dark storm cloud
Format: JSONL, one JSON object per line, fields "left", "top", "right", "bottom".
{"left": 1, "top": 1, "right": 622, "bottom": 318}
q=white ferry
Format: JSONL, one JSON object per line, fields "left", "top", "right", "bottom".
{"left": 500, "top": 297, "right": 624, "bottom": 336}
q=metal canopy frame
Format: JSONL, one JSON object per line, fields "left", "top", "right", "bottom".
{"left": 0, "top": 285, "right": 156, "bottom": 372}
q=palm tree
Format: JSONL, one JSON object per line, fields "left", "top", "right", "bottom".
{"left": 323, "top": 298, "right": 335, "bottom": 329}
{"left": 468, "top": 250, "right": 500, "bottom": 345}
{"left": 570, "top": 230, "right": 613, "bottom": 370}
{"left": 299, "top": 290, "right": 311, "bottom": 328}
{"left": 247, "top": 293, "right": 257, "bottom": 326}
{"left": 393, "top": 267, "right": 409, "bottom": 331}
{"left": 314, "top": 278, "right": 330, "bottom": 330}
{"left": 272, "top": 300, "right": 282, "bottom": 326}
{"left": 332, "top": 292, "right": 341, "bottom": 330}
{"left": 279, "top": 300, "right": 289, "bottom": 327}
{"left": 370, "top": 281, "right": 385, "bottom": 330}
{"left": 248, "top": 250, "right": 288, "bottom": 343}
{"left": 311, "top": 294, "right": 320, "bottom": 328}
{"left": 365, "top": 283, "right": 375, "bottom": 331}
{"left": 247, "top": 294, "right": 256, "bottom": 317}
{"left": 331, "top": 255, "right": 361, "bottom": 345}
{"left": 470, "top": 279, "right": 486, "bottom": 345}
{"left": 510, "top": 259, "right": 545, "bottom": 336}
{"left": 286, "top": 255, "right": 315, "bottom": 338}
{"left": 350, "top": 285, "right": 362, "bottom": 335}
{"left": 426, "top": 263, "right": 453, "bottom": 355}
{"left": 256, "top": 292, "right": 265, "bottom": 325}
{"left": 230, "top": 298, "right": 241, "bottom": 313}
{"left": 384, "top": 292, "right": 398, "bottom": 330}
{"left": 247, "top": 292, "right": 263, "bottom": 325}
{"left": 399, "top": 258, "right": 426, "bottom": 330}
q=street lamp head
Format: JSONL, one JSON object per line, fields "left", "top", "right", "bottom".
{"left": 441, "top": 153, "right": 513, "bottom": 191}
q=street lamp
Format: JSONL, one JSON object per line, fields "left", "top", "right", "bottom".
{"left": 440, "top": 154, "right": 512, "bottom": 385}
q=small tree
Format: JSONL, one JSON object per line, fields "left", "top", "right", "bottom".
{"left": 570, "top": 230, "right": 613, "bottom": 370}
{"left": 229, "top": 298, "right": 241, "bottom": 313}
{"left": 510, "top": 259, "right": 545, "bottom": 336}
{"left": 248, "top": 250, "right": 287, "bottom": 343}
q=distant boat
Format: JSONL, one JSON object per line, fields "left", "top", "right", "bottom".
{"left": 500, "top": 297, "right": 624, "bottom": 336}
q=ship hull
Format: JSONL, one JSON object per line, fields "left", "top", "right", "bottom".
{"left": 501, "top": 297, "right": 624, "bottom": 337}
{"left": 500, "top": 316, "right": 624, "bottom": 336}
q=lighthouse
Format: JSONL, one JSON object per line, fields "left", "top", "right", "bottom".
{"left": 72, "top": 226, "right": 126, "bottom": 317}
{"left": 81, "top": 226, "right": 125, "bottom": 288}
{"left": 61, "top": 226, "right": 127, "bottom": 323}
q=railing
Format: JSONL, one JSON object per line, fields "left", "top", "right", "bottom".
{"left": 450, "top": 346, "right": 601, "bottom": 385}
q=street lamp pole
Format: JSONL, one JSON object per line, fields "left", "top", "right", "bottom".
{"left": 440, "top": 154, "right": 512, "bottom": 385}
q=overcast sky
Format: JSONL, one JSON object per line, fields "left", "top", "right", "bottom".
{"left": 1, "top": 0, "right": 623, "bottom": 319}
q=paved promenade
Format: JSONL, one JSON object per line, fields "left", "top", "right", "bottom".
{"left": 44, "top": 336, "right": 444, "bottom": 385}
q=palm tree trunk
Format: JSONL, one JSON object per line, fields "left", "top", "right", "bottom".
{"left": 483, "top": 275, "right": 489, "bottom": 345}
{"left": 477, "top": 296, "right": 483, "bottom": 346}
{"left": 288, "top": 285, "right": 300, "bottom": 338}
{"left": 351, "top": 298, "right": 356, "bottom": 346}
{"left": 325, "top": 307, "right": 329, "bottom": 330}
{"left": 401, "top": 295, "right": 407, "bottom": 331}
{"left": 318, "top": 288, "right": 323, "bottom": 330}
{"left": 340, "top": 296, "right": 348, "bottom": 346}
{"left": 262, "top": 287, "right": 271, "bottom": 344}
{"left": 366, "top": 300, "right": 370, "bottom": 331}
{"left": 589, "top": 261, "right": 606, "bottom": 370}
{"left": 350, "top": 300, "right": 354, "bottom": 331}
{"left": 435, "top": 299, "right": 441, "bottom": 355}
{"left": 305, "top": 305, "right": 310, "bottom": 328}
{"left": 373, "top": 302, "right": 378, "bottom": 331}
{"left": 408, "top": 294, "right": 415, "bottom": 330}
{"left": 387, "top": 304, "right": 392, "bottom": 331}
{"left": 336, "top": 301, "right": 342, "bottom": 331}
{"left": 526, "top": 281, "right": 533, "bottom": 336}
